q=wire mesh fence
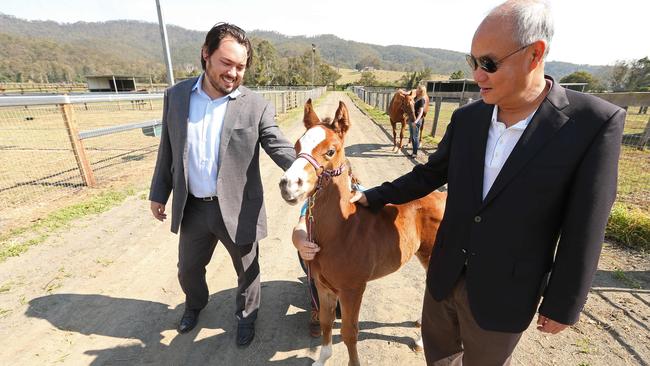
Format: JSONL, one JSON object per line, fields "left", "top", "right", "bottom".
{"left": 0, "top": 95, "right": 164, "bottom": 231}
{"left": 0, "top": 87, "right": 327, "bottom": 232}
{"left": 350, "top": 86, "right": 650, "bottom": 213}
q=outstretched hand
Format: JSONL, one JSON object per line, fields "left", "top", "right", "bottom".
{"left": 536, "top": 314, "right": 569, "bottom": 334}
{"left": 350, "top": 190, "right": 368, "bottom": 207}
{"left": 150, "top": 201, "right": 167, "bottom": 221}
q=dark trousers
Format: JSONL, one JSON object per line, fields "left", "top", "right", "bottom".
{"left": 409, "top": 121, "right": 421, "bottom": 154}
{"left": 421, "top": 275, "right": 523, "bottom": 366}
{"left": 298, "top": 254, "right": 341, "bottom": 317}
{"left": 178, "top": 197, "right": 260, "bottom": 324}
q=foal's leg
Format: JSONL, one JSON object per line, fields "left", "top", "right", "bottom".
{"left": 338, "top": 286, "right": 366, "bottom": 366}
{"left": 390, "top": 121, "right": 398, "bottom": 151}
{"left": 313, "top": 284, "right": 338, "bottom": 366}
{"left": 398, "top": 121, "right": 407, "bottom": 150}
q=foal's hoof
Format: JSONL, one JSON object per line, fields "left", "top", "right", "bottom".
{"left": 413, "top": 338, "right": 424, "bottom": 353}
{"left": 414, "top": 319, "right": 422, "bottom": 328}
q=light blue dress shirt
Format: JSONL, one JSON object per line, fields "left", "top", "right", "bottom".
{"left": 187, "top": 74, "right": 241, "bottom": 198}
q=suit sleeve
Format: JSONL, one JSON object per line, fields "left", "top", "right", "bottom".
{"left": 365, "top": 110, "right": 456, "bottom": 210}
{"left": 538, "top": 108, "right": 625, "bottom": 325}
{"left": 258, "top": 101, "right": 296, "bottom": 171}
{"left": 148, "top": 89, "right": 173, "bottom": 204}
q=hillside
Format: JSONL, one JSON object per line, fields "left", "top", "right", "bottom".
{"left": 0, "top": 13, "right": 611, "bottom": 83}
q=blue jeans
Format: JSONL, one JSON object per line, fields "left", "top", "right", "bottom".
{"left": 409, "top": 121, "right": 421, "bottom": 154}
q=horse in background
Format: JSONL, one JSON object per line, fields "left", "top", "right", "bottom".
{"left": 279, "top": 99, "right": 446, "bottom": 366}
{"left": 388, "top": 89, "right": 416, "bottom": 151}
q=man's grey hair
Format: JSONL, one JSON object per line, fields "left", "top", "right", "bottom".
{"left": 488, "top": 0, "right": 554, "bottom": 58}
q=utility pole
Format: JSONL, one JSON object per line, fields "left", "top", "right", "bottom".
{"left": 155, "top": 0, "right": 175, "bottom": 86}
{"left": 311, "top": 44, "right": 316, "bottom": 86}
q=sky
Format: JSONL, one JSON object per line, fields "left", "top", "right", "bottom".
{"left": 1, "top": 0, "right": 647, "bottom": 66}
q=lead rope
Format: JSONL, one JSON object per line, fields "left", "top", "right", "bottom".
{"left": 306, "top": 194, "right": 319, "bottom": 311}
{"left": 297, "top": 152, "right": 347, "bottom": 313}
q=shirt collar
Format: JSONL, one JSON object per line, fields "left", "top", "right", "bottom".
{"left": 491, "top": 105, "right": 537, "bottom": 130}
{"left": 192, "top": 73, "right": 242, "bottom": 100}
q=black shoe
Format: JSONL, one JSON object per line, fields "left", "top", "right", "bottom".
{"left": 177, "top": 309, "right": 200, "bottom": 334}
{"left": 237, "top": 322, "right": 255, "bottom": 347}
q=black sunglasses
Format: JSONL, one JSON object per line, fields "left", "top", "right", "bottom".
{"left": 465, "top": 44, "right": 531, "bottom": 73}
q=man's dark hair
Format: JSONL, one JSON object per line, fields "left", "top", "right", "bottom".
{"left": 201, "top": 22, "right": 253, "bottom": 70}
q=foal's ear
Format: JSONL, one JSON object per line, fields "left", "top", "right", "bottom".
{"left": 303, "top": 99, "right": 320, "bottom": 129}
{"left": 332, "top": 101, "right": 350, "bottom": 138}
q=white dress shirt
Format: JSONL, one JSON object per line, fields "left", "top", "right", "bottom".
{"left": 482, "top": 105, "right": 537, "bottom": 200}
{"left": 187, "top": 74, "right": 241, "bottom": 198}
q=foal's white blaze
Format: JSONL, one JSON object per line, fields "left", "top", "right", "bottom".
{"left": 312, "top": 344, "right": 332, "bottom": 366}
{"left": 281, "top": 127, "right": 327, "bottom": 201}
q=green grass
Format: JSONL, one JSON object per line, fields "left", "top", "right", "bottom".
{"left": 337, "top": 68, "right": 449, "bottom": 85}
{"left": 616, "top": 146, "right": 650, "bottom": 211}
{"left": 0, "top": 187, "right": 137, "bottom": 262}
{"left": 612, "top": 268, "right": 643, "bottom": 289}
{"left": 573, "top": 338, "right": 594, "bottom": 354}
{"left": 276, "top": 91, "right": 329, "bottom": 127}
{"left": 606, "top": 203, "right": 650, "bottom": 251}
{"left": 95, "top": 258, "right": 114, "bottom": 267}
{"left": 0, "top": 282, "right": 11, "bottom": 293}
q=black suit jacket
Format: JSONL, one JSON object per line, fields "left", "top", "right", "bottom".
{"left": 365, "top": 78, "right": 625, "bottom": 332}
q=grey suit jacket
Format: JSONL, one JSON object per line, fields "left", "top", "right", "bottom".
{"left": 149, "top": 77, "right": 296, "bottom": 244}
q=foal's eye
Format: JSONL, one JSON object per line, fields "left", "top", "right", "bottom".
{"left": 326, "top": 149, "right": 335, "bottom": 157}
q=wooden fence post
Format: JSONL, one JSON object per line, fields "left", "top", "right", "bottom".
{"left": 638, "top": 116, "right": 650, "bottom": 150}
{"left": 60, "top": 103, "right": 96, "bottom": 187}
{"left": 430, "top": 97, "right": 442, "bottom": 138}
{"left": 282, "top": 92, "right": 287, "bottom": 114}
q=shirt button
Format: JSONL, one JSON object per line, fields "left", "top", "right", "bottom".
{"left": 474, "top": 216, "right": 482, "bottom": 223}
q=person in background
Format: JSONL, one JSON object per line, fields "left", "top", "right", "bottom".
{"left": 351, "top": 0, "right": 625, "bottom": 364}
{"left": 149, "top": 22, "right": 295, "bottom": 347}
{"left": 408, "top": 85, "right": 428, "bottom": 157}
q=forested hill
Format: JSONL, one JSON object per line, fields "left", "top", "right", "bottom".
{"left": 0, "top": 13, "right": 609, "bottom": 83}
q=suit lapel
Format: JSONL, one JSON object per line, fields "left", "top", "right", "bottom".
{"left": 480, "top": 82, "right": 570, "bottom": 209}
{"left": 218, "top": 90, "right": 245, "bottom": 172}
{"left": 178, "top": 78, "right": 195, "bottom": 188}
{"left": 469, "top": 104, "right": 493, "bottom": 207}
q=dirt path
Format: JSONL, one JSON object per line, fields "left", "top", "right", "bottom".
{"left": 0, "top": 91, "right": 647, "bottom": 365}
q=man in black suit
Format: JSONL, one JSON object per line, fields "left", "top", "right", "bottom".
{"left": 352, "top": 0, "right": 625, "bottom": 364}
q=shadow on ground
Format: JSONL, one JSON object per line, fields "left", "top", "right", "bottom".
{"left": 26, "top": 279, "right": 421, "bottom": 365}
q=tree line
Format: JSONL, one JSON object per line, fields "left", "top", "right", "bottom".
{"left": 559, "top": 57, "right": 649, "bottom": 92}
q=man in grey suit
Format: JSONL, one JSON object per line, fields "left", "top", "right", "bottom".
{"left": 149, "top": 22, "right": 295, "bottom": 346}
{"left": 353, "top": 0, "right": 624, "bottom": 364}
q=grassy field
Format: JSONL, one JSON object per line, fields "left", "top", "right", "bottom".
{"left": 336, "top": 68, "right": 448, "bottom": 85}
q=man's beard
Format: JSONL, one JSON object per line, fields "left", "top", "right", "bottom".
{"left": 206, "top": 71, "right": 238, "bottom": 96}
